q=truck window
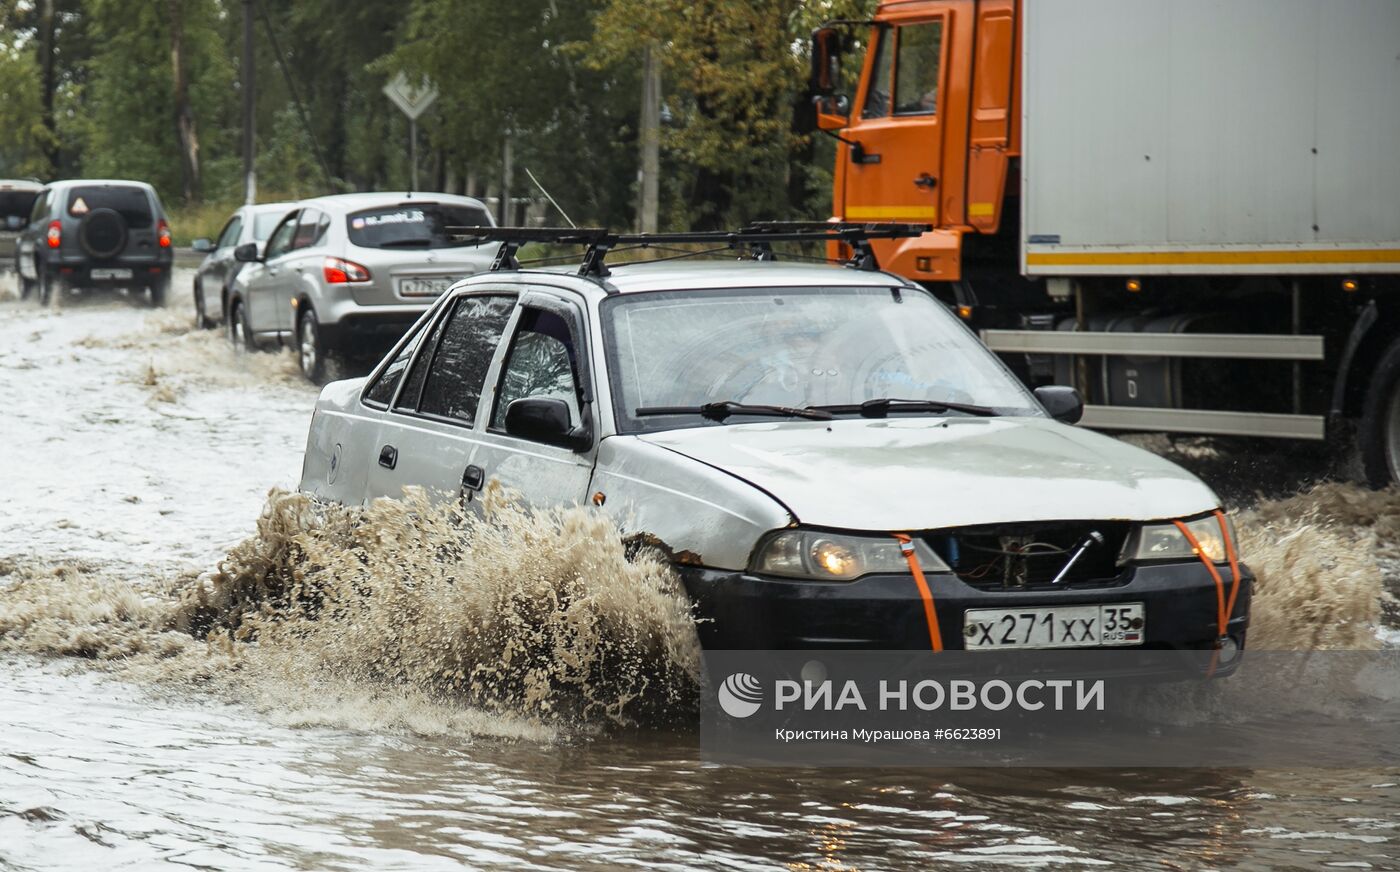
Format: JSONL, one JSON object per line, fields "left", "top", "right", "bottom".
{"left": 893, "top": 21, "right": 943, "bottom": 116}
{"left": 861, "top": 28, "right": 893, "bottom": 119}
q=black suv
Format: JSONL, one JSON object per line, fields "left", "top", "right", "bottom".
{"left": 15, "top": 179, "right": 173, "bottom": 306}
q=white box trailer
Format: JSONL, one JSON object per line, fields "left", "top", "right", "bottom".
{"left": 1020, "top": 0, "right": 1400, "bottom": 277}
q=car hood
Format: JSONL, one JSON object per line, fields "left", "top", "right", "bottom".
{"left": 636, "top": 417, "right": 1219, "bottom": 531}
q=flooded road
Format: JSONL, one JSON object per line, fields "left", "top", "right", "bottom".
{"left": 1, "top": 275, "right": 1397, "bottom": 870}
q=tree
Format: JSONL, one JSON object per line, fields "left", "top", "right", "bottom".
{"left": 389, "top": 0, "right": 641, "bottom": 229}
{"left": 586, "top": 0, "right": 876, "bottom": 229}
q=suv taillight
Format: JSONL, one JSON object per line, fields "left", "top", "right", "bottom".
{"left": 323, "top": 256, "right": 371, "bottom": 283}
{"left": 46, "top": 220, "right": 61, "bottom": 248}
{"left": 157, "top": 219, "right": 171, "bottom": 248}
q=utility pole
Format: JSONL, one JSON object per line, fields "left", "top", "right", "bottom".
{"left": 410, "top": 117, "right": 418, "bottom": 191}
{"left": 499, "top": 133, "right": 513, "bottom": 225}
{"left": 241, "top": 0, "right": 256, "bottom": 204}
{"left": 637, "top": 42, "right": 661, "bottom": 234}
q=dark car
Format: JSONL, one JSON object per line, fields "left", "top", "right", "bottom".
{"left": 15, "top": 179, "right": 173, "bottom": 306}
{"left": 189, "top": 201, "right": 295, "bottom": 328}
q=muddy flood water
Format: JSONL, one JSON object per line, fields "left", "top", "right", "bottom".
{"left": 1, "top": 272, "right": 1398, "bottom": 870}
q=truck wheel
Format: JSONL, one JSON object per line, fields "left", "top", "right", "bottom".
{"left": 1360, "top": 337, "right": 1400, "bottom": 488}
{"left": 297, "top": 307, "right": 328, "bottom": 383}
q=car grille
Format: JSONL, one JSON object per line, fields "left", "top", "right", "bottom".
{"left": 925, "top": 521, "right": 1133, "bottom": 592}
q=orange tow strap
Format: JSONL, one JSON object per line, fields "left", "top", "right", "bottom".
{"left": 893, "top": 533, "right": 944, "bottom": 652}
{"left": 1172, "top": 510, "right": 1242, "bottom": 676}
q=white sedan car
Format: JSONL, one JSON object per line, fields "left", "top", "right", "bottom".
{"left": 300, "top": 249, "right": 1251, "bottom": 652}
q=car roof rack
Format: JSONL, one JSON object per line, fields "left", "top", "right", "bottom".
{"left": 447, "top": 222, "right": 930, "bottom": 280}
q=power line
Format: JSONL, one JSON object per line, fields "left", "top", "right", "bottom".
{"left": 251, "top": 0, "right": 335, "bottom": 193}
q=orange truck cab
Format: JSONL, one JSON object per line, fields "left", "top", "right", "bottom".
{"left": 813, "top": 0, "right": 1019, "bottom": 290}
{"left": 806, "top": 0, "right": 1400, "bottom": 487}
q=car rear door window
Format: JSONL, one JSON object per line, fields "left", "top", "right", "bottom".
{"left": 292, "top": 208, "right": 328, "bottom": 250}
{"left": 491, "top": 307, "right": 583, "bottom": 431}
{"left": 346, "top": 203, "right": 492, "bottom": 250}
{"left": 66, "top": 185, "right": 154, "bottom": 229}
{"left": 418, "top": 295, "right": 516, "bottom": 423}
{"left": 364, "top": 329, "right": 424, "bottom": 408}
{"left": 394, "top": 308, "right": 451, "bottom": 413}
{"left": 263, "top": 211, "right": 300, "bottom": 260}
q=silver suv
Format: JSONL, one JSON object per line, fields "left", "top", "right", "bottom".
{"left": 227, "top": 192, "right": 498, "bottom": 381}
{"left": 15, "top": 179, "right": 173, "bottom": 306}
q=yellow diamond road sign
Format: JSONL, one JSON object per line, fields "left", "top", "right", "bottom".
{"left": 383, "top": 73, "right": 439, "bottom": 121}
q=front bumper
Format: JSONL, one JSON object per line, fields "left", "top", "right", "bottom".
{"left": 680, "top": 562, "right": 1252, "bottom": 651}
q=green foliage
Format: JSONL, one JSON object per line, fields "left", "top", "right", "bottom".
{"left": 0, "top": 0, "right": 879, "bottom": 228}
{"left": 0, "top": 37, "right": 50, "bottom": 177}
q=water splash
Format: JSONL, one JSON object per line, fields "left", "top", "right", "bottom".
{"left": 0, "top": 476, "right": 1392, "bottom": 737}
{"left": 0, "top": 486, "right": 703, "bottom": 736}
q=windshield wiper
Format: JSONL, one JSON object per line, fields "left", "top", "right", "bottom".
{"left": 635, "top": 401, "right": 834, "bottom": 422}
{"left": 812, "top": 397, "right": 1000, "bottom": 418}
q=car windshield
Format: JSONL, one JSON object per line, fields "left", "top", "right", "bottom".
{"left": 66, "top": 185, "right": 153, "bottom": 229}
{"left": 602, "top": 286, "right": 1043, "bottom": 432}
{"left": 346, "top": 203, "right": 492, "bottom": 249}
{"left": 253, "top": 211, "right": 285, "bottom": 240}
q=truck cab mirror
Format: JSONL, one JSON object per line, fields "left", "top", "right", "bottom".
{"left": 1034, "top": 385, "right": 1084, "bottom": 425}
{"left": 809, "top": 27, "right": 850, "bottom": 130}
{"left": 504, "top": 397, "right": 591, "bottom": 451}
{"left": 233, "top": 242, "right": 261, "bottom": 263}
{"left": 810, "top": 27, "right": 843, "bottom": 96}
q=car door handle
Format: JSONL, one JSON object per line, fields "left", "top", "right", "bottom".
{"left": 914, "top": 173, "right": 938, "bottom": 189}
{"left": 461, "top": 464, "right": 485, "bottom": 491}
{"left": 378, "top": 445, "right": 398, "bottom": 470}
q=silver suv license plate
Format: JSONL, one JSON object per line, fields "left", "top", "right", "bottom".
{"left": 397, "top": 277, "right": 454, "bottom": 297}
{"left": 963, "top": 603, "right": 1145, "bottom": 649}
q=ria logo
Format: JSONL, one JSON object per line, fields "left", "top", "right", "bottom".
{"left": 717, "top": 672, "right": 763, "bottom": 718}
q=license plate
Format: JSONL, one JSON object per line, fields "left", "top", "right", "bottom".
{"left": 396, "top": 276, "right": 456, "bottom": 297}
{"left": 963, "top": 603, "right": 1145, "bottom": 649}
{"left": 91, "top": 268, "right": 133, "bottom": 280}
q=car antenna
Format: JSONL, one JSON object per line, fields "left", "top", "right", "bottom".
{"left": 524, "top": 167, "right": 577, "bottom": 229}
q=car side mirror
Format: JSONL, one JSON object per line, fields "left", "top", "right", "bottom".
{"left": 504, "top": 397, "right": 591, "bottom": 451}
{"left": 1035, "top": 385, "right": 1084, "bottom": 425}
{"left": 233, "top": 242, "right": 261, "bottom": 263}
{"left": 191, "top": 237, "right": 213, "bottom": 253}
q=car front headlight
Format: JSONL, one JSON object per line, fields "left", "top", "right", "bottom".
{"left": 751, "top": 530, "right": 950, "bottom": 581}
{"left": 1120, "top": 513, "right": 1237, "bottom": 564}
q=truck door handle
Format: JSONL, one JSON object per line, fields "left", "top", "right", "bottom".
{"left": 461, "top": 464, "right": 485, "bottom": 491}
{"left": 914, "top": 173, "right": 938, "bottom": 189}
{"left": 378, "top": 445, "right": 398, "bottom": 469}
